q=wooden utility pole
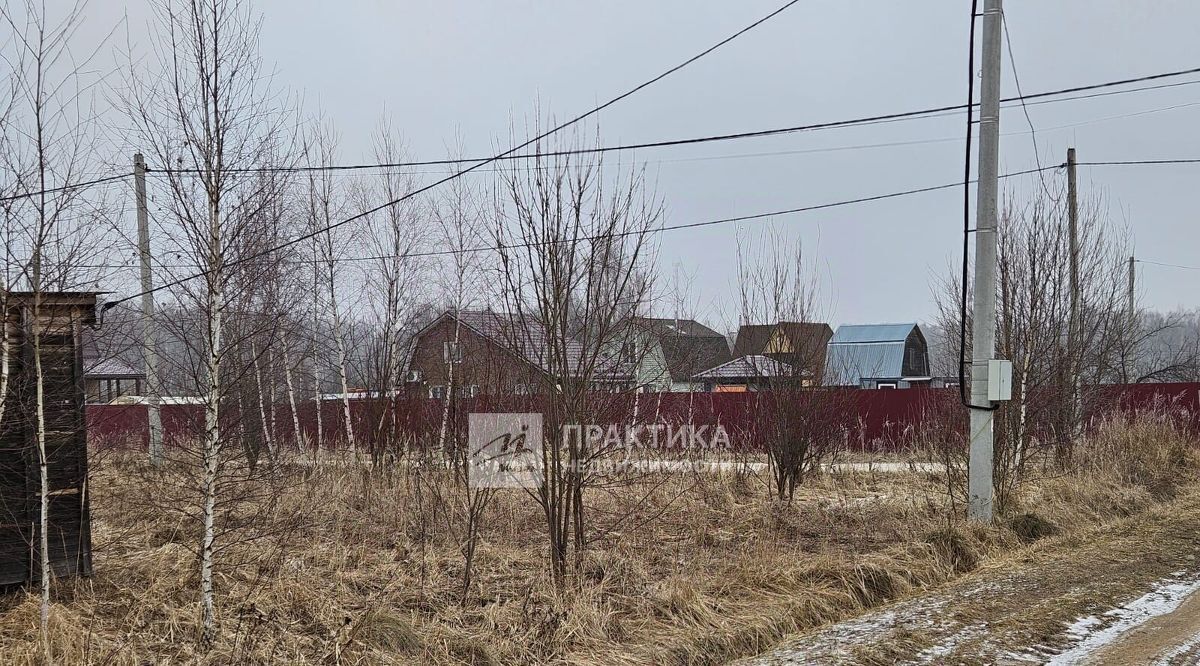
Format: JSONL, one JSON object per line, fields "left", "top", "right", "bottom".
{"left": 134, "top": 153, "right": 164, "bottom": 466}
{"left": 968, "top": 0, "right": 1005, "bottom": 522}
{"left": 1066, "top": 148, "right": 1081, "bottom": 437}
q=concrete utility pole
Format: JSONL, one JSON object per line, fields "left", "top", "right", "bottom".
{"left": 134, "top": 153, "right": 164, "bottom": 466}
{"left": 1126, "top": 255, "right": 1136, "bottom": 381}
{"left": 1066, "top": 148, "right": 1081, "bottom": 437}
{"left": 967, "top": 0, "right": 1004, "bottom": 521}
{"left": 1128, "top": 255, "right": 1137, "bottom": 335}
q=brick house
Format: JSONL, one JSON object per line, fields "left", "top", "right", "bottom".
{"left": 405, "top": 310, "right": 633, "bottom": 398}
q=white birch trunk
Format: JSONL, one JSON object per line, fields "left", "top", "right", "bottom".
{"left": 251, "top": 343, "right": 275, "bottom": 460}
{"left": 327, "top": 274, "right": 355, "bottom": 453}
{"left": 311, "top": 259, "right": 324, "bottom": 455}
{"left": 311, "top": 352, "right": 323, "bottom": 456}
{"left": 266, "top": 346, "right": 277, "bottom": 444}
{"left": 199, "top": 207, "right": 223, "bottom": 644}
{"left": 30, "top": 311, "right": 51, "bottom": 642}
{"left": 282, "top": 342, "right": 304, "bottom": 452}
{"left": 436, "top": 319, "right": 461, "bottom": 454}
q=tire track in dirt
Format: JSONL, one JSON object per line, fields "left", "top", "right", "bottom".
{"left": 736, "top": 489, "right": 1200, "bottom": 665}
{"left": 1075, "top": 585, "right": 1200, "bottom": 665}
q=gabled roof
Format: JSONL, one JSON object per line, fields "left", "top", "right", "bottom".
{"left": 732, "top": 324, "right": 774, "bottom": 358}
{"left": 84, "top": 357, "right": 143, "bottom": 379}
{"left": 626, "top": 317, "right": 731, "bottom": 382}
{"left": 422, "top": 310, "right": 631, "bottom": 380}
{"left": 829, "top": 323, "right": 918, "bottom": 344}
{"left": 734, "top": 321, "right": 832, "bottom": 355}
{"left": 825, "top": 323, "right": 922, "bottom": 384}
{"left": 628, "top": 317, "right": 723, "bottom": 339}
{"left": 81, "top": 330, "right": 143, "bottom": 379}
{"left": 692, "top": 354, "right": 795, "bottom": 380}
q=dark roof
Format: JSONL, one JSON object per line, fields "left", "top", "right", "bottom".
{"left": 628, "top": 317, "right": 724, "bottom": 339}
{"left": 732, "top": 324, "right": 774, "bottom": 357}
{"left": 427, "top": 310, "right": 631, "bottom": 380}
{"left": 81, "top": 330, "right": 144, "bottom": 379}
{"left": 693, "top": 354, "right": 795, "bottom": 380}
{"left": 628, "top": 317, "right": 731, "bottom": 382}
{"left": 733, "top": 321, "right": 832, "bottom": 368}
{"left": 84, "top": 357, "right": 143, "bottom": 379}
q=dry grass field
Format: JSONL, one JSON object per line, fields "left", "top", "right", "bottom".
{"left": 0, "top": 414, "right": 1195, "bottom": 665}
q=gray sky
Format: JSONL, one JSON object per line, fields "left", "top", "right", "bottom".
{"left": 83, "top": 0, "right": 1200, "bottom": 330}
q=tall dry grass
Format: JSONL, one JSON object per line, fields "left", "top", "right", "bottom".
{"left": 0, "top": 412, "right": 1196, "bottom": 665}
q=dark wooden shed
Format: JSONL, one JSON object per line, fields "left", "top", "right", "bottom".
{"left": 0, "top": 292, "right": 96, "bottom": 586}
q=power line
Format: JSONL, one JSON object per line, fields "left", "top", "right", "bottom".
{"left": 101, "top": 0, "right": 804, "bottom": 310}
{"left": 6, "top": 68, "right": 1199, "bottom": 205}
{"left": 1137, "top": 258, "right": 1200, "bottom": 271}
{"left": 146, "top": 66, "right": 1200, "bottom": 176}
{"left": 79, "top": 152, "right": 1198, "bottom": 273}
{"left": 1001, "top": 12, "right": 1056, "bottom": 201}
{"left": 1076, "top": 158, "right": 1200, "bottom": 166}
{"left": 0, "top": 172, "right": 131, "bottom": 203}
{"left": 1020, "top": 77, "right": 1200, "bottom": 107}
{"left": 178, "top": 100, "right": 1198, "bottom": 180}
{"left": 82, "top": 165, "right": 1056, "bottom": 272}
{"left": 958, "top": 0, "right": 982, "bottom": 410}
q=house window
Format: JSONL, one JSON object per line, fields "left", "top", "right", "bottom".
{"left": 443, "top": 341, "right": 463, "bottom": 364}
{"left": 514, "top": 383, "right": 531, "bottom": 395}
{"left": 429, "top": 385, "right": 447, "bottom": 400}
{"left": 466, "top": 385, "right": 481, "bottom": 398}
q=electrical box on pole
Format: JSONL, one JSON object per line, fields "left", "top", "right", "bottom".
{"left": 986, "top": 359, "right": 1012, "bottom": 401}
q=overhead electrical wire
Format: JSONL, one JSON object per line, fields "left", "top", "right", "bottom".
{"left": 0, "top": 172, "right": 131, "bottom": 203}
{"left": 6, "top": 67, "right": 1200, "bottom": 203}
{"left": 1077, "top": 158, "right": 1200, "bottom": 166}
{"left": 80, "top": 165, "right": 1057, "bottom": 272}
{"left": 1136, "top": 259, "right": 1200, "bottom": 271}
{"left": 145, "top": 66, "right": 1200, "bottom": 176}
{"left": 99, "top": 0, "right": 805, "bottom": 310}
{"left": 1002, "top": 12, "right": 1057, "bottom": 201}
{"left": 958, "top": 0, "right": 986, "bottom": 410}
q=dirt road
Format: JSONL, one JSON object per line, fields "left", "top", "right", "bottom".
{"left": 1076, "top": 587, "right": 1200, "bottom": 665}
{"left": 737, "top": 489, "right": 1200, "bottom": 665}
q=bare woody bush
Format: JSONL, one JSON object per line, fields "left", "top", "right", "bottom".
{"left": 491, "top": 119, "right": 660, "bottom": 582}
{"left": 735, "top": 227, "right": 850, "bottom": 501}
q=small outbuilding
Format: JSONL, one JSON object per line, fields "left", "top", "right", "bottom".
{"left": 824, "top": 323, "right": 931, "bottom": 388}
{"left": 1, "top": 292, "right": 96, "bottom": 586}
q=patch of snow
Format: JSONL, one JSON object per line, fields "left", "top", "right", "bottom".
{"left": 1046, "top": 576, "right": 1200, "bottom": 665}
{"left": 1153, "top": 630, "right": 1200, "bottom": 665}
{"left": 914, "top": 623, "right": 987, "bottom": 664}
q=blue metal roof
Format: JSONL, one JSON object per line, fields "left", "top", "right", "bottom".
{"left": 824, "top": 323, "right": 922, "bottom": 385}
{"left": 824, "top": 342, "right": 906, "bottom": 384}
{"left": 828, "top": 323, "right": 917, "bottom": 344}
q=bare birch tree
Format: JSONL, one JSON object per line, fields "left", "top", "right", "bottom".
{"left": 303, "top": 120, "right": 356, "bottom": 454}
{"left": 1, "top": 0, "right": 114, "bottom": 652}
{"left": 121, "top": 0, "right": 293, "bottom": 643}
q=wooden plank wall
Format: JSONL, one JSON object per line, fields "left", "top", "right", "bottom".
{"left": 0, "top": 294, "right": 94, "bottom": 586}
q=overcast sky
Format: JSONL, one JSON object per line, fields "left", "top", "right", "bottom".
{"left": 78, "top": 0, "right": 1200, "bottom": 332}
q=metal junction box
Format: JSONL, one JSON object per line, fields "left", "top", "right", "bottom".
{"left": 987, "top": 359, "right": 1013, "bottom": 402}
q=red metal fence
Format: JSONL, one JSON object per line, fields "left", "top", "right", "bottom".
{"left": 86, "top": 383, "right": 1200, "bottom": 453}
